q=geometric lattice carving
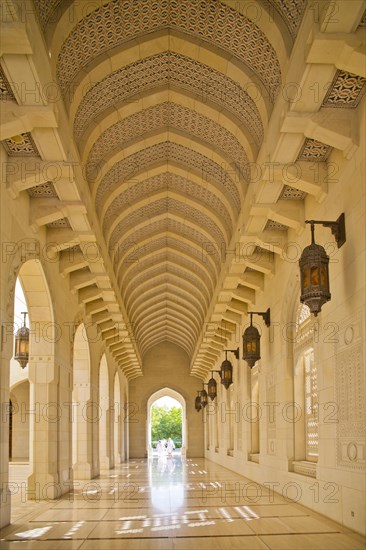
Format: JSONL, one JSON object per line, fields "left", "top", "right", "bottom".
{"left": 0, "top": 66, "right": 15, "bottom": 100}
{"left": 268, "top": 0, "right": 307, "bottom": 39}
{"left": 265, "top": 219, "right": 288, "bottom": 231}
{"left": 122, "top": 251, "right": 213, "bottom": 297}
{"left": 2, "top": 133, "right": 40, "bottom": 157}
{"left": 74, "top": 52, "right": 263, "bottom": 146}
{"left": 27, "top": 181, "right": 58, "bottom": 198}
{"left": 102, "top": 172, "right": 233, "bottom": 239}
{"left": 33, "top": 0, "right": 62, "bottom": 29}
{"left": 127, "top": 263, "right": 210, "bottom": 307}
{"left": 57, "top": 0, "right": 281, "bottom": 100}
{"left": 96, "top": 141, "right": 241, "bottom": 215}
{"left": 114, "top": 217, "right": 221, "bottom": 274}
{"left": 322, "top": 70, "right": 366, "bottom": 109}
{"left": 109, "top": 197, "right": 227, "bottom": 253}
{"left": 46, "top": 217, "right": 71, "bottom": 228}
{"left": 130, "top": 285, "right": 203, "bottom": 317}
{"left": 358, "top": 9, "right": 366, "bottom": 28}
{"left": 122, "top": 236, "right": 217, "bottom": 283}
{"left": 336, "top": 343, "right": 365, "bottom": 470}
{"left": 296, "top": 303, "right": 311, "bottom": 330}
{"left": 128, "top": 269, "right": 206, "bottom": 313}
{"left": 279, "top": 185, "right": 307, "bottom": 200}
{"left": 297, "top": 138, "right": 331, "bottom": 162}
{"left": 86, "top": 102, "right": 250, "bottom": 180}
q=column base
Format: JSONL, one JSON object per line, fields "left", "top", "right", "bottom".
{"left": 72, "top": 462, "right": 93, "bottom": 480}
{"left": 27, "top": 472, "right": 60, "bottom": 500}
{"left": 99, "top": 457, "right": 112, "bottom": 470}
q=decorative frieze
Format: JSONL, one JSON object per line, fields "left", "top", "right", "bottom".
{"left": 2, "top": 133, "right": 40, "bottom": 157}
{"left": 297, "top": 138, "right": 332, "bottom": 162}
{"left": 279, "top": 185, "right": 306, "bottom": 201}
{"left": 267, "top": 0, "right": 306, "bottom": 39}
{"left": 86, "top": 102, "right": 250, "bottom": 181}
{"left": 0, "top": 66, "right": 15, "bottom": 100}
{"left": 265, "top": 219, "right": 288, "bottom": 231}
{"left": 57, "top": 0, "right": 281, "bottom": 100}
{"left": 75, "top": 51, "right": 263, "bottom": 146}
{"left": 96, "top": 141, "right": 241, "bottom": 215}
{"left": 322, "top": 70, "right": 366, "bottom": 109}
{"left": 102, "top": 172, "right": 232, "bottom": 239}
{"left": 28, "top": 182, "right": 58, "bottom": 198}
{"left": 46, "top": 218, "right": 71, "bottom": 229}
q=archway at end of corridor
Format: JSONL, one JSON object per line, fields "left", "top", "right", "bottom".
{"left": 146, "top": 388, "right": 186, "bottom": 458}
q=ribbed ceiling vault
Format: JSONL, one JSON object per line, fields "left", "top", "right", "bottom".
{"left": 17, "top": 0, "right": 354, "bottom": 377}
{"left": 30, "top": 0, "right": 311, "bottom": 369}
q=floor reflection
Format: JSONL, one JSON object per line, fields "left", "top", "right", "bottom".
{"left": 148, "top": 453, "right": 185, "bottom": 512}
{"left": 2, "top": 458, "right": 365, "bottom": 549}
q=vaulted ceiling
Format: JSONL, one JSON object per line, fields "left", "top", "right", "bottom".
{"left": 1, "top": 0, "right": 365, "bottom": 378}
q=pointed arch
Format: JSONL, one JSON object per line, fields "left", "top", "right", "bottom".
{"left": 147, "top": 387, "right": 187, "bottom": 456}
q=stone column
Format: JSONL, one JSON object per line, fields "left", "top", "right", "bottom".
{"left": 0, "top": 349, "right": 11, "bottom": 527}
{"left": 99, "top": 392, "right": 112, "bottom": 469}
{"left": 27, "top": 358, "right": 59, "bottom": 499}
{"left": 72, "top": 383, "right": 93, "bottom": 480}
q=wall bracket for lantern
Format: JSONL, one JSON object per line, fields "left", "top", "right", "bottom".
{"left": 305, "top": 213, "right": 346, "bottom": 248}
{"left": 248, "top": 309, "right": 271, "bottom": 327}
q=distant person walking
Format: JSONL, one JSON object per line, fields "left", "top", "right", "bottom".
{"left": 166, "top": 437, "right": 175, "bottom": 457}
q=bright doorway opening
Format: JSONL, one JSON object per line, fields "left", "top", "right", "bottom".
{"left": 147, "top": 388, "right": 186, "bottom": 457}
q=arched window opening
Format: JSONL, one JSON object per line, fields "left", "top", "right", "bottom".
{"left": 10, "top": 278, "right": 30, "bottom": 465}
{"left": 293, "top": 303, "right": 318, "bottom": 475}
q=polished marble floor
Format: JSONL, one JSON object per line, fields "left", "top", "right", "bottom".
{"left": 1, "top": 457, "right": 365, "bottom": 549}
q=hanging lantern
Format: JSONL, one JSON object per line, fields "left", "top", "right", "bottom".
{"left": 200, "top": 388, "right": 208, "bottom": 408}
{"left": 299, "top": 223, "right": 330, "bottom": 316}
{"left": 299, "top": 215, "right": 345, "bottom": 316}
{"left": 195, "top": 391, "right": 202, "bottom": 412}
{"left": 243, "top": 310, "right": 270, "bottom": 368}
{"left": 207, "top": 373, "right": 217, "bottom": 400}
{"left": 14, "top": 312, "right": 29, "bottom": 369}
{"left": 243, "top": 316, "right": 261, "bottom": 368}
{"left": 220, "top": 353, "right": 233, "bottom": 389}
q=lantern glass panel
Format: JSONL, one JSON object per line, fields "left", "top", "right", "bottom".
{"left": 200, "top": 389, "right": 208, "bottom": 408}
{"left": 208, "top": 378, "right": 217, "bottom": 400}
{"left": 220, "top": 360, "right": 233, "bottom": 389}
{"left": 321, "top": 265, "right": 327, "bottom": 287}
{"left": 311, "top": 266, "right": 319, "bottom": 285}
{"left": 299, "top": 241, "right": 331, "bottom": 316}
{"left": 195, "top": 396, "right": 201, "bottom": 412}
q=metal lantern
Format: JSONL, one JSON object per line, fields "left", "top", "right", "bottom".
{"left": 200, "top": 388, "right": 208, "bottom": 408}
{"left": 220, "top": 353, "right": 233, "bottom": 389}
{"left": 14, "top": 312, "right": 29, "bottom": 369}
{"left": 299, "top": 215, "right": 346, "bottom": 316}
{"left": 243, "top": 316, "right": 261, "bottom": 368}
{"left": 243, "top": 310, "right": 270, "bottom": 369}
{"left": 195, "top": 391, "right": 202, "bottom": 412}
{"left": 299, "top": 223, "right": 330, "bottom": 316}
{"left": 207, "top": 372, "right": 217, "bottom": 400}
